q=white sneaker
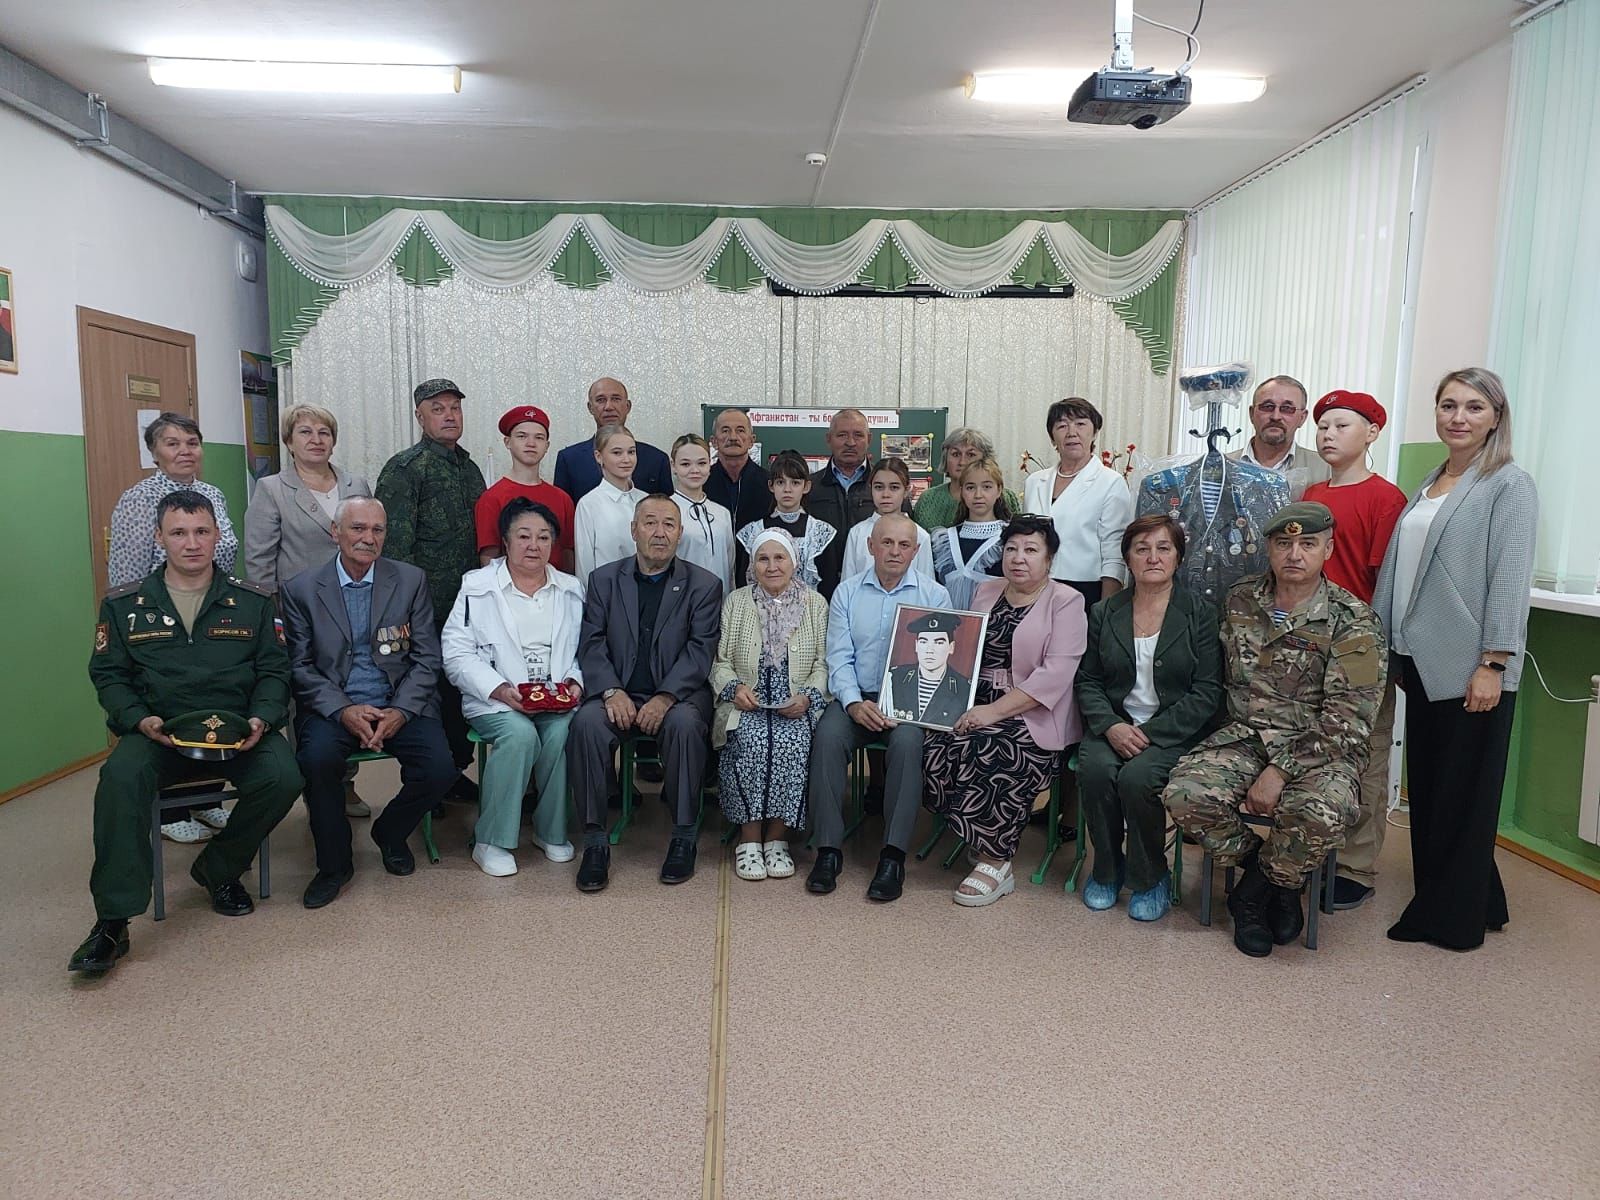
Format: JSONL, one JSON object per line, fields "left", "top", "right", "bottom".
{"left": 530, "top": 835, "right": 575, "bottom": 863}
{"left": 472, "top": 843, "right": 518, "bottom": 877}
{"left": 160, "top": 819, "right": 214, "bottom": 844}
{"left": 762, "top": 840, "right": 796, "bottom": 878}
{"left": 734, "top": 842, "right": 767, "bottom": 881}
{"left": 194, "top": 806, "right": 230, "bottom": 830}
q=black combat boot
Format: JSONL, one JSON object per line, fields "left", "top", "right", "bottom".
{"left": 1226, "top": 860, "right": 1274, "bottom": 958}
{"left": 1268, "top": 878, "right": 1306, "bottom": 946}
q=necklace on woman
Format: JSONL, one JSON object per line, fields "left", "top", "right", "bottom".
{"left": 1006, "top": 580, "right": 1049, "bottom": 607}
{"left": 1055, "top": 464, "right": 1083, "bottom": 481}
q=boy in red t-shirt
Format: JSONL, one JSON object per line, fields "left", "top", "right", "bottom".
{"left": 1303, "top": 390, "right": 1407, "bottom": 910}
{"left": 475, "top": 406, "right": 576, "bottom": 572}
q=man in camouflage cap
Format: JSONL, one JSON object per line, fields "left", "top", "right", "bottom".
{"left": 375, "top": 378, "right": 486, "bottom": 796}
{"left": 1162, "top": 501, "right": 1385, "bottom": 957}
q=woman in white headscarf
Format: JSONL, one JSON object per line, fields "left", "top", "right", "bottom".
{"left": 710, "top": 528, "right": 830, "bottom": 882}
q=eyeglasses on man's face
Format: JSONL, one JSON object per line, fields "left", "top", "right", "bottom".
{"left": 1254, "top": 402, "right": 1302, "bottom": 416}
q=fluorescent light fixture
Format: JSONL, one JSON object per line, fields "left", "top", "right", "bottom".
{"left": 965, "top": 69, "right": 1264, "bottom": 106}
{"left": 148, "top": 58, "right": 461, "bottom": 94}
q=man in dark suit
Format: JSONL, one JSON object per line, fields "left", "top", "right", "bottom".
{"left": 804, "top": 407, "right": 876, "bottom": 598}
{"left": 569, "top": 494, "right": 721, "bottom": 892}
{"left": 884, "top": 611, "right": 972, "bottom": 728}
{"left": 552, "top": 376, "right": 672, "bottom": 500}
{"left": 280, "top": 496, "right": 457, "bottom": 908}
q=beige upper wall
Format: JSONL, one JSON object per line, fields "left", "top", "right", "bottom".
{"left": 0, "top": 105, "right": 267, "bottom": 442}
{"left": 1402, "top": 37, "right": 1513, "bottom": 444}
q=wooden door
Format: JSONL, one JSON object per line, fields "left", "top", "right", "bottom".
{"left": 77, "top": 308, "right": 198, "bottom": 597}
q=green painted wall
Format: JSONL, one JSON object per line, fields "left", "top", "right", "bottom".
{"left": 1394, "top": 440, "right": 1600, "bottom": 880}
{"left": 0, "top": 431, "right": 248, "bottom": 796}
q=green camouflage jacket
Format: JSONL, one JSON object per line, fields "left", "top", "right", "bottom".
{"left": 1203, "top": 573, "right": 1385, "bottom": 780}
{"left": 375, "top": 437, "right": 486, "bottom": 619}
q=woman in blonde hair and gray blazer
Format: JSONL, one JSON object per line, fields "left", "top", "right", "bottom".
{"left": 244, "top": 403, "right": 372, "bottom": 591}
{"left": 1372, "top": 367, "right": 1538, "bottom": 951}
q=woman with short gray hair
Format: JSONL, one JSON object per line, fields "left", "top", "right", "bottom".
{"left": 105, "top": 411, "right": 240, "bottom": 843}
{"left": 912, "top": 427, "right": 1023, "bottom": 532}
{"left": 1373, "top": 367, "right": 1538, "bottom": 952}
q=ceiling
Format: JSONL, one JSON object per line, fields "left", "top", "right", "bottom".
{"left": 0, "top": 0, "right": 1524, "bottom": 209}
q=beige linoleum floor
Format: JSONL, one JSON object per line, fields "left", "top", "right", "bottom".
{"left": 2, "top": 757, "right": 1598, "bottom": 1200}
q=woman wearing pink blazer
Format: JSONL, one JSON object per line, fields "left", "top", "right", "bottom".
{"left": 923, "top": 515, "right": 1088, "bottom": 907}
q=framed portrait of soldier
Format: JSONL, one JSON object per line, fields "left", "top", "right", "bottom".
{"left": 879, "top": 604, "right": 986, "bottom": 732}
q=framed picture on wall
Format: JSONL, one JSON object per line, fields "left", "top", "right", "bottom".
{"left": 879, "top": 603, "right": 987, "bottom": 732}
{"left": 0, "top": 268, "right": 15, "bottom": 374}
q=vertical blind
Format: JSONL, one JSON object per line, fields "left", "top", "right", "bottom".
{"left": 1488, "top": 0, "right": 1600, "bottom": 593}
{"left": 1178, "top": 92, "right": 1419, "bottom": 461}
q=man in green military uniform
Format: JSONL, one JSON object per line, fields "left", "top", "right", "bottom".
{"left": 72, "top": 491, "right": 302, "bottom": 976}
{"left": 375, "top": 378, "right": 486, "bottom": 794}
{"left": 1162, "top": 501, "right": 1385, "bottom": 958}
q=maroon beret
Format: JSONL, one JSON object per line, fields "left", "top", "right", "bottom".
{"left": 1313, "top": 390, "right": 1386, "bottom": 430}
{"left": 497, "top": 405, "right": 550, "bottom": 436}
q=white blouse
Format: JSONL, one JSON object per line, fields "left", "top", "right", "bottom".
{"left": 574, "top": 478, "right": 643, "bottom": 583}
{"left": 1022, "top": 456, "right": 1134, "bottom": 585}
{"left": 1390, "top": 490, "right": 1447, "bottom": 655}
{"left": 672, "top": 492, "right": 735, "bottom": 595}
{"left": 840, "top": 512, "right": 935, "bottom": 583}
{"left": 1124, "top": 634, "right": 1160, "bottom": 726}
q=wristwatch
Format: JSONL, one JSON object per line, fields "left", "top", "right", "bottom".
{"left": 603, "top": 687, "right": 621, "bottom": 699}
{"left": 1479, "top": 659, "right": 1507, "bottom": 673}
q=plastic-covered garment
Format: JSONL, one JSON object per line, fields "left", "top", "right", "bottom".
{"left": 1135, "top": 453, "right": 1291, "bottom": 603}
{"left": 1178, "top": 362, "right": 1252, "bottom": 411}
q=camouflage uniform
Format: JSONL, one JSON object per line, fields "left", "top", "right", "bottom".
{"left": 375, "top": 435, "right": 485, "bottom": 770}
{"left": 1162, "top": 573, "right": 1386, "bottom": 887}
{"left": 374, "top": 436, "right": 486, "bottom": 619}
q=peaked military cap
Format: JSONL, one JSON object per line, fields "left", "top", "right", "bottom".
{"left": 1264, "top": 501, "right": 1336, "bottom": 539}
{"left": 166, "top": 710, "right": 251, "bottom": 761}
{"left": 413, "top": 378, "right": 465, "bottom": 405}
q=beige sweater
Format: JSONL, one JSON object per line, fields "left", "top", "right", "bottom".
{"left": 709, "top": 586, "right": 831, "bottom": 747}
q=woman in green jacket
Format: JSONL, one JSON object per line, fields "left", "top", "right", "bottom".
{"left": 1075, "top": 514, "right": 1223, "bottom": 921}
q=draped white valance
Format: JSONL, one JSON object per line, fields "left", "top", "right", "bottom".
{"left": 266, "top": 205, "right": 1183, "bottom": 302}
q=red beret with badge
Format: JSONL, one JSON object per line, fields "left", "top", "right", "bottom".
{"left": 1313, "top": 390, "right": 1387, "bottom": 429}
{"left": 498, "top": 405, "right": 551, "bottom": 436}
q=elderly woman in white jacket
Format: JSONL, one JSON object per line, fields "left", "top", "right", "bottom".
{"left": 443, "top": 497, "right": 585, "bottom": 877}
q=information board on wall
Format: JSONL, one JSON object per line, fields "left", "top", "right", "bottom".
{"left": 701, "top": 406, "right": 948, "bottom": 501}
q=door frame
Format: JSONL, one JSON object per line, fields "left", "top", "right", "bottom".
{"left": 75, "top": 306, "right": 198, "bottom": 594}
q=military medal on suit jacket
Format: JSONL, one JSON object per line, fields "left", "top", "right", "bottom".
{"left": 375, "top": 623, "right": 411, "bottom": 656}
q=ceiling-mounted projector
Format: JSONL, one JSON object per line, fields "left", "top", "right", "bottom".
{"left": 1068, "top": 0, "right": 1194, "bottom": 129}
{"left": 1068, "top": 69, "right": 1191, "bottom": 128}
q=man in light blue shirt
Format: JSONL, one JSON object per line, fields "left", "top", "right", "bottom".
{"left": 807, "top": 514, "right": 950, "bottom": 902}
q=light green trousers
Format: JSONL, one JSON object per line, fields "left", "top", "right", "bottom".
{"left": 468, "top": 709, "right": 573, "bottom": 850}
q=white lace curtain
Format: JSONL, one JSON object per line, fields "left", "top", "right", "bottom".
{"left": 283, "top": 271, "right": 1173, "bottom": 493}
{"left": 266, "top": 205, "right": 1184, "bottom": 301}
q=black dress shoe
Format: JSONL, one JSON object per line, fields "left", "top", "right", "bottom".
{"left": 806, "top": 848, "right": 842, "bottom": 894}
{"left": 444, "top": 774, "right": 479, "bottom": 804}
{"left": 372, "top": 832, "right": 416, "bottom": 876}
{"left": 866, "top": 855, "right": 905, "bottom": 902}
{"left": 1226, "top": 862, "right": 1273, "bottom": 957}
{"left": 1267, "top": 882, "right": 1305, "bottom": 945}
{"left": 1331, "top": 876, "right": 1373, "bottom": 910}
{"left": 303, "top": 867, "right": 354, "bottom": 909}
{"left": 68, "top": 919, "right": 129, "bottom": 974}
{"left": 576, "top": 845, "right": 611, "bottom": 893}
{"left": 207, "top": 879, "right": 255, "bottom": 916}
{"left": 660, "top": 836, "right": 697, "bottom": 885}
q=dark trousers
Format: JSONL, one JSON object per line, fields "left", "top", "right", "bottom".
{"left": 1078, "top": 735, "right": 1185, "bottom": 892}
{"left": 1389, "top": 655, "right": 1516, "bottom": 950}
{"left": 296, "top": 713, "right": 457, "bottom": 875}
{"left": 91, "top": 734, "right": 302, "bottom": 920}
{"left": 569, "top": 690, "right": 712, "bottom": 831}
{"left": 807, "top": 698, "right": 924, "bottom": 853}
{"left": 435, "top": 617, "right": 472, "bottom": 771}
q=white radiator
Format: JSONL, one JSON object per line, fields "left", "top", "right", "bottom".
{"left": 1578, "top": 676, "right": 1600, "bottom": 846}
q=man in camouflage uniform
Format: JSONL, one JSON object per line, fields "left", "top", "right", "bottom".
{"left": 71, "top": 490, "right": 302, "bottom": 976}
{"left": 1163, "top": 501, "right": 1385, "bottom": 957}
{"left": 375, "top": 378, "right": 486, "bottom": 792}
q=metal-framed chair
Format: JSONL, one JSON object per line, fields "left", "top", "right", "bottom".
{"left": 608, "top": 733, "right": 705, "bottom": 845}
{"left": 151, "top": 780, "right": 269, "bottom": 921}
{"left": 1195, "top": 813, "right": 1338, "bottom": 949}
